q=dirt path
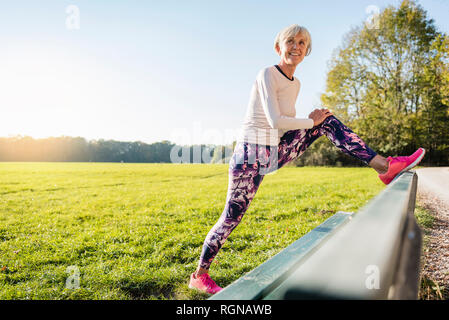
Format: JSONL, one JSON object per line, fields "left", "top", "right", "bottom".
{"left": 415, "top": 168, "right": 449, "bottom": 299}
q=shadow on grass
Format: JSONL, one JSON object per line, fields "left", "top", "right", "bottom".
{"left": 116, "top": 277, "right": 176, "bottom": 300}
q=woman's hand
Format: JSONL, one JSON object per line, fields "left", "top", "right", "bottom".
{"left": 308, "top": 108, "right": 333, "bottom": 127}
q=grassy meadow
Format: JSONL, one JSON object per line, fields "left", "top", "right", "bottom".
{"left": 0, "top": 162, "right": 409, "bottom": 299}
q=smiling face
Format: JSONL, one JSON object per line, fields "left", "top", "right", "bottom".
{"left": 275, "top": 32, "right": 309, "bottom": 66}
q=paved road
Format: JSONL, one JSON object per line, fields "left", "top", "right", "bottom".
{"left": 415, "top": 167, "right": 449, "bottom": 299}
{"left": 416, "top": 167, "right": 449, "bottom": 204}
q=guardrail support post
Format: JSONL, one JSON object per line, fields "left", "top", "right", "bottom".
{"left": 388, "top": 172, "right": 422, "bottom": 299}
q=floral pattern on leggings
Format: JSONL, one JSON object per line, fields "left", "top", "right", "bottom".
{"left": 197, "top": 116, "right": 377, "bottom": 270}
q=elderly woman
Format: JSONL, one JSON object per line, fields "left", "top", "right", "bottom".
{"left": 188, "top": 24, "right": 425, "bottom": 294}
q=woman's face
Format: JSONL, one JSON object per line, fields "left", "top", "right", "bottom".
{"left": 277, "top": 32, "right": 308, "bottom": 66}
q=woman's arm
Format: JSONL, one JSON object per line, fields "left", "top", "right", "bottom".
{"left": 257, "top": 68, "right": 314, "bottom": 130}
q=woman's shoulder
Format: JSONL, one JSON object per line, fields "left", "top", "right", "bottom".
{"left": 257, "top": 65, "right": 276, "bottom": 75}
{"left": 255, "top": 65, "right": 277, "bottom": 81}
{"left": 293, "top": 76, "right": 301, "bottom": 86}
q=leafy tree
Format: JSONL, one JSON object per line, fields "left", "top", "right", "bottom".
{"left": 321, "top": 0, "right": 449, "bottom": 164}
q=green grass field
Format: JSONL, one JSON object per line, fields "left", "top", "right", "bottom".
{"left": 0, "top": 162, "right": 425, "bottom": 299}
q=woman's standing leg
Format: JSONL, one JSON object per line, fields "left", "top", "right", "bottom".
{"left": 195, "top": 142, "right": 266, "bottom": 276}
{"left": 196, "top": 170, "right": 264, "bottom": 274}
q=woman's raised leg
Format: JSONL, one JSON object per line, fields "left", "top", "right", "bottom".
{"left": 276, "top": 115, "right": 381, "bottom": 169}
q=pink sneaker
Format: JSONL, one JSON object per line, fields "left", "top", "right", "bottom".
{"left": 379, "top": 148, "right": 426, "bottom": 185}
{"left": 189, "top": 272, "right": 223, "bottom": 294}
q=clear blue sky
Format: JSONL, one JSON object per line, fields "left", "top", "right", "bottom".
{"left": 1, "top": 0, "right": 448, "bottom": 145}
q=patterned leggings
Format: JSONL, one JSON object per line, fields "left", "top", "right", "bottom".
{"left": 197, "top": 116, "right": 377, "bottom": 270}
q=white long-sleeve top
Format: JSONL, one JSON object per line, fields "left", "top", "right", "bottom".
{"left": 237, "top": 65, "right": 314, "bottom": 146}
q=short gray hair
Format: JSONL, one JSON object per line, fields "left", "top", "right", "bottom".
{"left": 274, "top": 24, "right": 312, "bottom": 56}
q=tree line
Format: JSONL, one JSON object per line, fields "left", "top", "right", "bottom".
{"left": 0, "top": 136, "right": 233, "bottom": 164}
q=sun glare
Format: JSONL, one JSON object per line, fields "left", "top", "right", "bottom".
{"left": 0, "top": 43, "right": 117, "bottom": 139}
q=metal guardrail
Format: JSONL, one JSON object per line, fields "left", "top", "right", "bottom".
{"left": 210, "top": 171, "right": 421, "bottom": 300}
{"left": 209, "top": 211, "right": 354, "bottom": 300}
